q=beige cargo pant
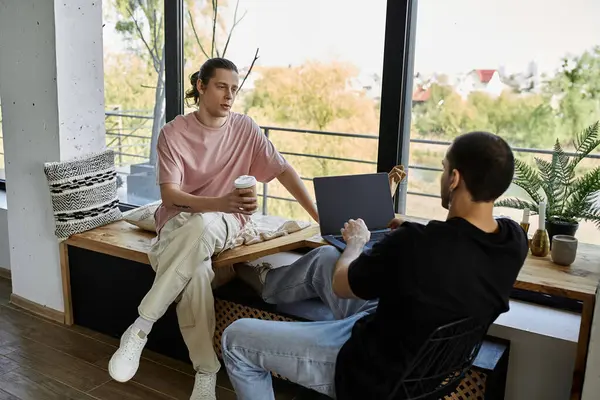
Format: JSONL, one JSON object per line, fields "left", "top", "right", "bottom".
{"left": 138, "top": 212, "right": 240, "bottom": 374}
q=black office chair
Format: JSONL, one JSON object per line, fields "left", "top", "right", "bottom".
{"left": 388, "top": 316, "right": 492, "bottom": 400}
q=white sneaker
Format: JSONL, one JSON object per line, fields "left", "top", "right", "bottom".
{"left": 190, "top": 372, "right": 217, "bottom": 400}
{"left": 108, "top": 324, "right": 148, "bottom": 382}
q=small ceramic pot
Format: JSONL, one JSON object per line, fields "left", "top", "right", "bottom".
{"left": 547, "top": 219, "right": 579, "bottom": 248}
{"left": 551, "top": 235, "right": 578, "bottom": 266}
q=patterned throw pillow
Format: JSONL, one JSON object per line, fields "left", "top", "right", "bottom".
{"left": 44, "top": 149, "right": 122, "bottom": 240}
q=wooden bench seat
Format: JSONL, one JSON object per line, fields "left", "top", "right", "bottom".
{"left": 65, "top": 220, "right": 321, "bottom": 268}
{"left": 61, "top": 219, "right": 321, "bottom": 325}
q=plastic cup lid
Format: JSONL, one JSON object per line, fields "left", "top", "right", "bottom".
{"left": 234, "top": 175, "right": 257, "bottom": 188}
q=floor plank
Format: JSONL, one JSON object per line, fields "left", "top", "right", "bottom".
{"left": 3, "top": 338, "right": 110, "bottom": 392}
{"left": 139, "top": 348, "right": 196, "bottom": 376}
{"left": 89, "top": 380, "right": 175, "bottom": 400}
{"left": 0, "top": 305, "right": 115, "bottom": 364}
{"left": 94, "top": 356, "right": 194, "bottom": 400}
{"left": 0, "top": 389, "right": 20, "bottom": 400}
{"left": 64, "top": 326, "right": 120, "bottom": 347}
{"left": 0, "top": 279, "right": 12, "bottom": 307}
{"left": 0, "top": 355, "right": 20, "bottom": 375}
{"left": 215, "top": 387, "right": 237, "bottom": 400}
{"left": 0, "top": 329, "right": 22, "bottom": 356}
{"left": 0, "top": 367, "right": 97, "bottom": 400}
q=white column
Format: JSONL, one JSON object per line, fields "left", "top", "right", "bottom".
{"left": 0, "top": 0, "right": 105, "bottom": 311}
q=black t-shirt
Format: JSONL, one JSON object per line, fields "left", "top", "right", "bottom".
{"left": 334, "top": 217, "right": 528, "bottom": 400}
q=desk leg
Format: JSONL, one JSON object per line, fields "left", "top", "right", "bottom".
{"left": 60, "top": 243, "right": 74, "bottom": 326}
{"left": 571, "top": 296, "right": 595, "bottom": 400}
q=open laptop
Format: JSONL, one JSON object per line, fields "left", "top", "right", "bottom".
{"left": 314, "top": 172, "right": 395, "bottom": 251}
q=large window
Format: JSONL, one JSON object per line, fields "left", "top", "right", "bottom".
{"left": 407, "top": 0, "right": 600, "bottom": 245}
{"left": 179, "top": 0, "right": 387, "bottom": 220}
{"left": 102, "top": 0, "right": 165, "bottom": 206}
{"left": 102, "top": 0, "right": 393, "bottom": 218}
{"left": 100, "top": 0, "right": 600, "bottom": 246}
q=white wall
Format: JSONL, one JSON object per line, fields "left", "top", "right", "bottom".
{"left": 0, "top": 191, "right": 9, "bottom": 270}
{"left": 490, "top": 327, "right": 577, "bottom": 400}
{"left": 0, "top": 0, "right": 104, "bottom": 311}
{"left": 490, "top": 300, "right": 579, "bottom": 400}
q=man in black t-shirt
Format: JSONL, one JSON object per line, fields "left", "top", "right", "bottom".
{"left": 222, "top": 131, "right": 529, "bottom": 400}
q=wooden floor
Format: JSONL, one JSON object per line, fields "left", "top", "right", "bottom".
{"left": 0, "top": 277, "right": 314, "bottom": 400}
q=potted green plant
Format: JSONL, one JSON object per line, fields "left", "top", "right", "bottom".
{"left": 496, "top": 121, "right": 600, "bottom": 244}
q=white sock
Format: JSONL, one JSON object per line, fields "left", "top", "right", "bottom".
{"left": 133, "top": 316, "right": 154, "bottom": 337}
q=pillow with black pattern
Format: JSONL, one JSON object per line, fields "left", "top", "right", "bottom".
{"left": 44, "top": 149, "right": 122, "bottom": 240}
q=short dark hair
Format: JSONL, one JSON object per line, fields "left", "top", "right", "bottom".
{"left": 446, "top": 131, "right": 514, "bottom": 202}
{"left": 185, "top": 58, "right": 239, "bottom": 106}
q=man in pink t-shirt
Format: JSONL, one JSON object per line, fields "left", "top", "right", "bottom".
{"left": 108, "top": 58, "right": 319, "bottom": 399}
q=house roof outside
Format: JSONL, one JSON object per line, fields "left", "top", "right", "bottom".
{"left": 412, "top": 85, "right": 431, "bottom": 102}
{"left": 474, "top": 69, "right": 497, "bottom": 83}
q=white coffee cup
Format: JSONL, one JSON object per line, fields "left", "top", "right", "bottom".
{"left": 234, "top": 175, "right": 257, "bottom": 199}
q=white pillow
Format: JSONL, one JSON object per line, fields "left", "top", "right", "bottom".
{"left": 123, "top": 200, "right": 161, "bottom": 232}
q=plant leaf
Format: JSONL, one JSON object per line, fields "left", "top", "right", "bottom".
{"left": 553, "top": 139, "right": 572, "bottom": 184}
{"left": 495, "top": 198, "right": 539, "bottom": 213}
{"left": 512, "top": 159, "right": 544, "bottom": 204}
{"left": 534, "top": 157, "right": 560, "bottom": 217}
{"left": 569, "top": 121, "right": 600, "bottom": 173}
{"left": 579, "top": 210, "right": 600, "bottom": 229}
{"left": 589, "top": 196, "right": 600, "bottom": 229}
{"left": 552, "top": 139, "right": 571, "bottom": 213}
{"left": 564, "top": 166, "right": 600, "bottom": 220}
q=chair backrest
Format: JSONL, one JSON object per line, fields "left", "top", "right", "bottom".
{"left": 388, "top": 316, "right": 492, "bottom": 400}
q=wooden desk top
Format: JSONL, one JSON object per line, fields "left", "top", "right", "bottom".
{"left": 66, "top": 220, "right": 320, "bottom": 269}
{"left": 304, "top": 215, "right": 600, "bottom": 302}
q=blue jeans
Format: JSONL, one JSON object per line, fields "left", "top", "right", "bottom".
{"left": 222, "top": 246, "right": 378, "bottom": 399}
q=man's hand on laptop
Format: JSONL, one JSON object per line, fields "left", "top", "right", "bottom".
{"left": 388, "top": 218, "right": 405, "bottom": 230}
{"left": 341, "top": 218, "right": 371, "bottom": 247}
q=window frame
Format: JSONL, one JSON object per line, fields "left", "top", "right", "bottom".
{"left": 376, "top": 0, "right": 418, "bottom": 214}
{"left": 165, "top": 0, "right": 185, "bottom": 123}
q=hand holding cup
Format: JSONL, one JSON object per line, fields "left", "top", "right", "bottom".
{"left": 234, "top": 175, "right": 258, "bottom": 214}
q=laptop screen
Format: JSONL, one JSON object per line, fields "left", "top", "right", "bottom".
{"left": 314, "top": 173, "right": 396, "bottom": 236}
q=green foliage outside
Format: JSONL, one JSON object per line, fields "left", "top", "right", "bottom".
{"left": 413, "top": 47, "right": 600, "bottom": 148}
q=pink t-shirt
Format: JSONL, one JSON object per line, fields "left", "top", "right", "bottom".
{"left": 154, "top": 111, "right": 289, "bottom": 233}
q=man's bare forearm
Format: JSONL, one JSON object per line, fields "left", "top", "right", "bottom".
{"left": 160, "top": 185, "right": 219, "bottom": 213}
{"left": 276, "top": 167, "right": 319, "bottom": 222}
{"left": 332, "top": 241, "right": 365, "bottom": 299}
